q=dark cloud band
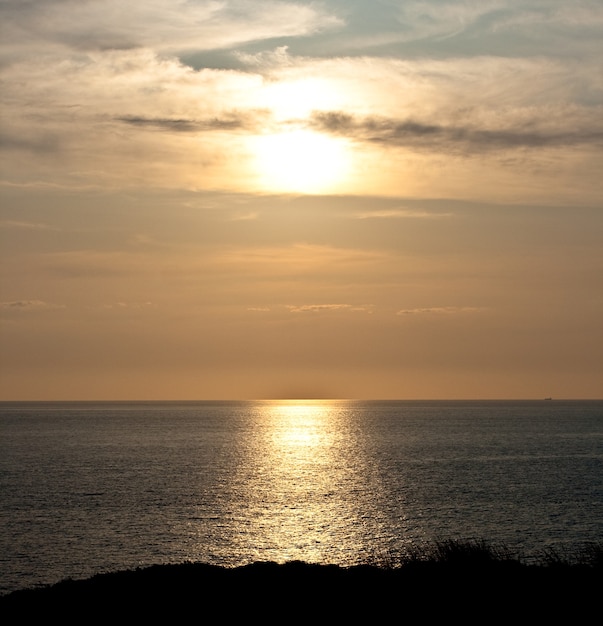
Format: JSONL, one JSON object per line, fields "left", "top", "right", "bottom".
{"left": 310, "top": 110, "right": 603, "bottom": 153}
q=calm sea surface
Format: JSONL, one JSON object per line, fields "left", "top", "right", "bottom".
{"left": 1, "top": 399, "right": 602, "bottom": 594}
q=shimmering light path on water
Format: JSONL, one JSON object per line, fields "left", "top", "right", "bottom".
{"left": 221, "top": 401, "right": 390, "bottom": 565}
{"left": 1, "top": 400, "right": 602, "bottom": 594}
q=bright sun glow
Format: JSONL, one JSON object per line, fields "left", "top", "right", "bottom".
{"left": 258, "top": 77, "right": 344, "bottom": 121}
{"left": 253, "top": 129, "right": 351, "bottom": 193}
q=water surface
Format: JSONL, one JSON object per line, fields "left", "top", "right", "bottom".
{"left": 1, "top": 399, "right": 602, "bottom": 594}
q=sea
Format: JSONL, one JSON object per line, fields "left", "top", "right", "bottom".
{"left": 1, "top": 399, "right": 602, "bottom": 595}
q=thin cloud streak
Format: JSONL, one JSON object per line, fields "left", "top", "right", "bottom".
{"left": 116, "top": 114, "right": 257, "bottom": 132}
{"left": 396, "top": 307, "right": 488, "bottom": 316}
{"left": 0, "top": 300, "right": 65, "bottom": 311}
{"left": 286, "top": 304, "right": 372, "bottom": 313}
{"left": 354, "top": 209, "right": 455, "bottom": 219}
{"left": 311, "top": 111, "right": 603, "bottom": 154}
{"left": 0, "top": 220, "right": 59, "bottom": 230}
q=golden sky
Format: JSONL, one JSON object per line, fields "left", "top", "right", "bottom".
{"left": 1, "top": 1, "right": 602, "bottom": 399}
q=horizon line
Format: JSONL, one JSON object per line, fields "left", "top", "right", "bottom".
{"left": 1, "top": 397, "right": 601, "bottom": 403}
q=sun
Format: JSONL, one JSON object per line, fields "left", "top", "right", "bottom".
{"left": 252, "top": 128, "right": 351, "bottom": 194}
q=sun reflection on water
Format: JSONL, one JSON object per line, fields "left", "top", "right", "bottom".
{"left": 268, "top": 401, "right": 333, "bottom": 450}
{"left": 225, "top": 400, "right": 389, "bottom": 565}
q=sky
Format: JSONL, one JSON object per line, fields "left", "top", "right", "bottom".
{"left": 1, "top": 0, "right": 602, "bottom": 400}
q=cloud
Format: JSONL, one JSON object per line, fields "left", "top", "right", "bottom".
{"left": 103, "top": 301, "right": 154, "bottom": 310}
{"left": 116, "top": 114, "right": 254, "bottom": 133}
{"left": 287, "top": 303, "right": 352, "bottom": 313}
{"left": 234, "top": 45, "right": 297, "bottom": 70}
{"left": 336, "top": 1, "right": 603, "bottom": 58}
{"left": 311, "top": 111, "right": 603, "bottom": 154}
{"left": 42, "top": 250, "right": 146, "bottom": 278}
{"left": 2, "top": 2, "right": 601, "bottom": 198}
{"left": 209, "top": 243, "right": 386, "bottom": 274}
{"left": 229, "top": 212, "right": 259, "bottom": 221}
{"left": 396, "top": 306, "right": 486, "bottom": 316}
{"left": 0, "top": 0, "right": 341, "bottom": 60}
{"left": 0, "top": 300, "right": 64, "bottom": 311}
{"left": 0, "top": 220, "right": 58, "bottom": 230}
{"left": 286, "top": 304, "right": 372, "bottom": 313}
{"left": 0, "top": 131, "right": 60, "bottom": 154}
{"left": 354, "top": 209, "right": 454, "bottom": 219}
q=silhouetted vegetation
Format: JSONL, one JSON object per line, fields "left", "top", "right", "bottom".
{"left": 1, "top": 540, "right": 601, "bottom": 621}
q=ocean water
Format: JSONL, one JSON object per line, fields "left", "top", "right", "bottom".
{"left": 1, "top": 399, "right": 602, "bottom": 595}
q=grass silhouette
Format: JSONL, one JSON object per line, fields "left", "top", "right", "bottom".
{"left": 1, "top": 540, "right": 601, "bottom": 621}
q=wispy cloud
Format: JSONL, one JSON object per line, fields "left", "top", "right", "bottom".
{"left": 229, "top": 212, "right": 259, "bottom": 221}
{"left": 0, "top": 300, "right": 65, "bottom": 311}
{"left": 286, "top": 304, "right": 372, "bottom": 313}
{"left": 311, "top": 111, "right": 603, "bottom": 154}
{"left": 0, "top": 0, "right": 340, "bottom": 60}
{"left": 0, "top": 131, "right": 60, "bottom": 154}
{"left": 325, "top": 1, "right": 603, "bottom": 58}
{"left": 354, "top": 209, "right": 454, "bottom": 219}
{"left": 396, "top": 306, "right": 486, "bottom": 316}
{"left": 0, "top": 220, "right": 58, "bottom": 230}
{"left": 116, "top": 114, "right": 254, "bottom": 133}
{"left": 103, "top": 301, "right": 154, "bottom": 310}
{"left": 209, "top": 244, "right": 386, "bottom": 274}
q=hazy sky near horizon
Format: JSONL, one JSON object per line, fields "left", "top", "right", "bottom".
{"left": 1, "top": 0, "right": 602, "bottom": 400}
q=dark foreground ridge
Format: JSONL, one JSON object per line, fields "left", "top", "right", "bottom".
{"left": 1, "top": 541, "right": 601, "bottom": 621}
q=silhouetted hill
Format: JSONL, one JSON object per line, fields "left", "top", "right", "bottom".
{"left": 2, "top": 541, "right": 601, "bottom": 622}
